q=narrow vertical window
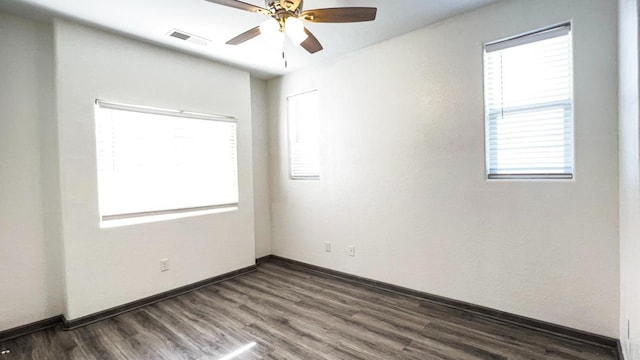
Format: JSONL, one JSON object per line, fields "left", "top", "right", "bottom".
{"left": 287, "top": 90, "right": 320, "bottom": 180}
{"left": 484, "top": 23, "right": 573, "bottom": 179}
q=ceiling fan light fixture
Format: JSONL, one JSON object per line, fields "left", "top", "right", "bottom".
{"left": 207, "top": 0, "right": 377, "bottom": 55}
{"left": 259, "top": 17, "right": 280, "bottom": 36}
{"left": 284, "top": 16, "right": 308, "bottom": 45}
{"left": 259, "top": 18, "right": 284, "bottom": 47}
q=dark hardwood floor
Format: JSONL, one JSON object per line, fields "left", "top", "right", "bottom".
{"left": 0, "top": 261, "right": 616, "bottom": 359}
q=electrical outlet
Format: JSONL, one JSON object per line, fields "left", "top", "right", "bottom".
{"left": 348, "top": 246, "right": 355, "bottom": 257}
{"left": 325, "top": 242, "right": 331, "bottom": 252}
{"left": 160, "top": 259, "right": 169, "bottom": 272}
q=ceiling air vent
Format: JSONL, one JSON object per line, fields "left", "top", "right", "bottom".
{"left": 167, "top": 29, "right": 210, "bottom": 47}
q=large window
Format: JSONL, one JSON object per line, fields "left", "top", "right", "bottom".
{"left": 484, "top": 23, "right": 574, "bottom": 179}
{"left": 287, "top": 90, "right": 320, "bottom": 180}
{"left": 95, "top": 100, "right": 238, "bottom": 222}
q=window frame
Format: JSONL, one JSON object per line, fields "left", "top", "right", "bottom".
{"left": 94, "top": 99, "right": 239, "bottom": 225}
{"left": 286, "top": 89, "right": 321, "bottom": 181}
{"left": 483, "top": 22, "right": 575, "bottom": 181}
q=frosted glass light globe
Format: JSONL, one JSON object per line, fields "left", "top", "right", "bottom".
{"left": 284, "top": 17, "right": 308, "bottom": 45}
{"left": 260, "top": 18, "right": 284, "bottom": 47}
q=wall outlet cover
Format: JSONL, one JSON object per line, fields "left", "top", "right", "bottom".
{"left": 160, "top": 259, "right": 169, "bottom": 272}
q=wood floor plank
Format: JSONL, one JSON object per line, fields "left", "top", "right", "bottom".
{"left": 242, "top": 321, "right": 328, "bottom": 360}
{"left": 1, "top": 261, "right": 616, "bottom": 360}
{"left": 324, "top": 342, "right": 389, "bottom": 360}
{"left": 424, "top": 319, "right": 549, "bottom": 359}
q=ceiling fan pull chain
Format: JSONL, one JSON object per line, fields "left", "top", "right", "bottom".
{"left": 282, "top": 47, "right": 288, "bottom": 68}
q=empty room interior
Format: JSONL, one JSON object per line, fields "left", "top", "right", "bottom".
{"left": 0, "top": 0, "right": 639, "bottom": 358}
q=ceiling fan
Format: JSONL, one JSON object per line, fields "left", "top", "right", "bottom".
{"left": 205, "top": 0, "right": 377, "bottom": 54}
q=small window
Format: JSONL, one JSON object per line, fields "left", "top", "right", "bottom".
{"left": 95, "top": 100, "right": 238, "bottom": 222}
{"left": 287, "top": 90, "right": 320, "bottom": 180}
{"left": 484, "top": 23, "right": 574, "bottom": 180}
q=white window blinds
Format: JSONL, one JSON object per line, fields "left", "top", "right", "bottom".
{"left": 484, "top": 23, "right": 573, "bottom": 179}
{"left": 95, "top": 101, "right": 238, "bottom": 220}
{"left": 287, "top": 90, "right": 320, "bottom": 180}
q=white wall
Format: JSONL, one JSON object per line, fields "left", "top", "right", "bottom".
{"left": 619, "top": 0, "right": 640, "bottom": 357}
{"left": 251, "top": 77, "right": 273, "bottom": 258}
{"left": 0, "top": 12, "right": 62, "bottom": 331}
{"left": 268, "top": 0, "right": 619, "bottom": 337}
{"left": 53, "top": 19, "right": 256, "bottom": 319}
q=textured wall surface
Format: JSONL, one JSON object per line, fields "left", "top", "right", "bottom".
{"left": 0, "top": 12, "right": 62, "bottom": 332}
{"left": 268, "top": 0, "right": 619, "bottom": 337}
{"left": 54, "top": 19, "right": 256, "bottom": 319}
{"left": 619, "top": 0, "right": 640, "bottom": 356}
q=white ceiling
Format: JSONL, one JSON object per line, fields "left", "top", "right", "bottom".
{"left": 0, "top": 0, "right": 497, "bottom": 78}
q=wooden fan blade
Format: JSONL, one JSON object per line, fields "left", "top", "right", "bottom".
{"left": 226, "top": 26, "right": 262, "bottom": 45}
{"left": 279, "top": 0, "right": 302, "bottom": 11}
{"left": 301, "top": 7, "right": 377, "bottom": 23}
{"left": 300, "top": 28, "right": 323, "bottom": 54}
{"left": 205, "top": 0, "right": 270, "bottom": 15}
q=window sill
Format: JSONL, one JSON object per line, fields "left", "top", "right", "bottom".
{"left": 99, "top": 206, "right": 238, "bottom": 228}
{"left": 487, "top": 174, "right": 573, "bottom": 180}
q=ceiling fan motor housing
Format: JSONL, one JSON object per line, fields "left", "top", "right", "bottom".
{"left": 264, "top": 0, "right": 303, "bottom": 32}
{"left": 266, "top": 0, "right": 303, "bottom": 15}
